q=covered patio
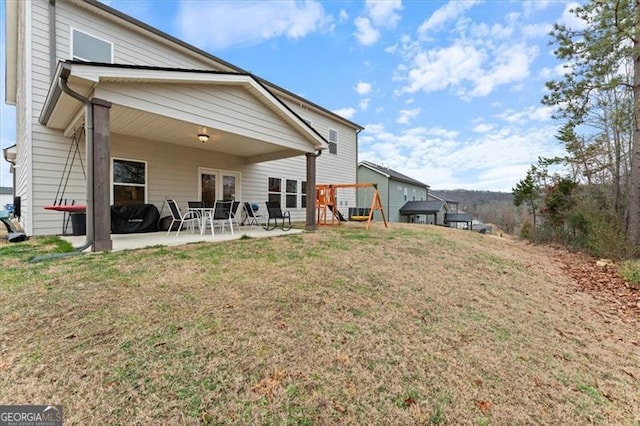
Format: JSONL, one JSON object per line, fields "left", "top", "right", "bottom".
{"left": 399, "top": 200, "right": 448, "bottom": 225}
{"left": 61, "top": 227, "right": 302, "bottom": 252}
{"left": 40, "top": 61, "right": 326, "bottom": 252}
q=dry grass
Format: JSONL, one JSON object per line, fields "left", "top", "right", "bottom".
{"left": 1, "top": 224, "right": 639, "bottom": 424}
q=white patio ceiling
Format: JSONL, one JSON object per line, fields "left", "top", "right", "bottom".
{"left": 40, "top": 62, "right": 327, "bottom": 162}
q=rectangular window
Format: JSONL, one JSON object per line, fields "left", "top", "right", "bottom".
{"left": 268, "top": 177, "right": 282, "bottom": 204}
{"left": 301, "top": 181, "right": 307, "bottom": 208}
{"left": 71, "top": 28, "right": 113, "bottom": 63}
{"left": 328, "top": 128, "right": 338, "bottom": 155}
{"left": 286, "top": 179, "right": 297, "bottom": 208}
{"left": 113, "top": 158, "right": 146, "bottom": 206}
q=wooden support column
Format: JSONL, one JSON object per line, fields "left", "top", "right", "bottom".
{"left": 305, "top": 152, "right": 318, "bottom": 231}
{"left": 89, "top": 98, "right": 112, "bottom": 252}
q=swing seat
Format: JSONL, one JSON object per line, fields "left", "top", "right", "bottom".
{"left": 350, "top": 215, "right": 369, "bottom": 221}
{"left": 43, "top": 205, "right": 87, "bottom": 212}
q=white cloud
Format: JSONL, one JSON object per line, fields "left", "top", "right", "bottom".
{"left": 558, "top": 2, "right": 587, "bottom": 31}
{"left": 358, "top": 120, "right": 564, "bottom": 191}
{"left": 539, "top": 63, "right": 567, "bottom": 80}
{"left": 355, "top": 81, "right": 373, "bottom": 95}
{"left": 354, "top": 17, "right": 380, "bottom": 45}
{"left": 354, "top": 0, "right": 402, "bottom": 46}
{"left": 472, "top": 123, "right": 493, "bottom": 133}
{"left": 522, "top": 0, "right": 552, "bottom": 16}
{"left": 418, "top": 0, "right": 481, "bottom": 35}
{"left": 521, "top": 23, "right": 553, "bottom": 38}
{"left": 496, "top": 105, "right": 553, "bottom": 123}
{"left": 398, "top": 42, "right": 485, "bottom": 95}
{"left": 397, "top": 108, "right": 421, "bottom": 125}
{"left": 176, "top": 0, "right": 333, "bottom": 50}
{"left": 365, "top": 0, "right": 402, "bottom": 28}
{"left": 359, "top": 98, "right": 371, "bottom": 111}
{"left": 396, "top": 35, "right": 538, "bottom": 99}
{"left": 466, "top": 44, "right": 537, "bottom": 98}
{"left": 332, "top": 107, "right": 357, "bottom": 120}
{"left": 339, "top": 9, "right": 349, "bottom": 23}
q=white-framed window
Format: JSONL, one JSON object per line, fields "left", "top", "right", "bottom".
{"left": 328, "top": 128, "right": 338, "bottom": 155}
{"left": 404, "top": 188, "right": 408, "bottom": 201}
{"left": 112, "top": 158, "right": 146, "bottom": 206}
{"left": 413, "top": 189, "right": 416, "bottom": 201}
{"left": 71, "top": 27, "right": 113, "bottom": 63}
{"left": 301, "top": 181, "right": 307, "bottom": 208}
{"left": 286, "top": 179, "right": 298, "bottom": 208}
{"left": 268, "top": 177, "right": 282, "bottom": 204}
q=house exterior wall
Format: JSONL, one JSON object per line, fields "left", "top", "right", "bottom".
{"left": 13, "top": 1, "right": 34, "bottom": 231}
{"left": 241, "top": 111, "right": 358, "bottom": 221}
{"left": 356, "top": 167, "right": 389, "bottom": 221}
{"left": 55, "top": 1, "right": 218, "bottom": 70}
{"left": 387, "top": 180, "right": 427, "bottom": 223}
{"left": 10, "top": 0, "right": 360, "bottom": 235}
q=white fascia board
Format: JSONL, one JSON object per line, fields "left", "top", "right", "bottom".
{"left": 5, "top": 0, "right": 19, "bottom": 104}
{"left": 359, "top": 162, "right": 390, "bottom": 179}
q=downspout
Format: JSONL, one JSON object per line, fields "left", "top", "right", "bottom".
{"left": 49, "top": 0, "right": 56, "bottom": 79}
{"left": 58, "top": 73, "right": 94, "bottom": 252}
{"left": 355, "top": 128, "right": 362, "bottom": 208}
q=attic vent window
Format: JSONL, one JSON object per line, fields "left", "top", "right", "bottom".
{"left": 71, "top": 28, "right": 113, "bottom": 63}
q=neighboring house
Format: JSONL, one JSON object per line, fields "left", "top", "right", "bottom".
{"left": 428, "top": 192, "right": 472, "bottom": 229}
{"left": 357, "top": 161, "right": 429, "bottom": 223}
{"left": 5, "top": 0, "right": 363, "bottom": 250}
{"left": 399, "top": 200, "right": 449, "bottom": 225}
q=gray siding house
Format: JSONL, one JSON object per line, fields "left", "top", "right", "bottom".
{"left": 357, "top": 161, "right": 429, "bottom": 223}
{"left": 5, "top": 0, "right": 363, "bottom": 250}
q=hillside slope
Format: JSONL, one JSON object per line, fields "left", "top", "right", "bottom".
{"left": 1, "top": 224, "right": 638, "bottom": 424}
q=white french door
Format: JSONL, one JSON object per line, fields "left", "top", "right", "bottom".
{"left": 198, "top": 168, "right": 241, "bottom": 208}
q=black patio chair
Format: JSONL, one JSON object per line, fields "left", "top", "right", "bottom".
{"left": 165, "top": 199, "right": 200, "bottom": 236}
{"left": 242, "top": 202, "right": 263, "bottom": 227}
{"left": 264, "top": 201, "right": 291, "bottom": 231}
{"left": 212, "top": 200, "right": 235, "bottom": 235}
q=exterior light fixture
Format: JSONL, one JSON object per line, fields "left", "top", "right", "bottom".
{"left": 198, "top": 128, "right": 209, "bottom": 143}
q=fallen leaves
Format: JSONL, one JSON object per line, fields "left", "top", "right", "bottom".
{"left": 554, "top": 250, "right": 640, "bottom": 324}
{"left": 476, "top": 400, "right": 492, "bottom": 412}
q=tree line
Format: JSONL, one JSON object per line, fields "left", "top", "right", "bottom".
{"left": 513, "top": 0, "right": 640, "bottom": 259}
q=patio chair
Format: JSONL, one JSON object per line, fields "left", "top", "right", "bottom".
{"left": 211, "top": 200, "right": 235, "bottom": 236}
{"left": 265, "top": 201, "right": 291, "bottom": 231}
{"left": 230, "top": 201, "right": 241, "bottom": 229}
{"left": 188, "top": 200, "right": 214, "bottom": 236}
{"left": 242, "top": 202, "right": 263, "bottom": 227}
{"left": 165, "top": 199, "right": 200, "bottom": 236}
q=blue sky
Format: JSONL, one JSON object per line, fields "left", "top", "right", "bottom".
{"left": 1, "top": 0, "right": 583, "bottom": 192}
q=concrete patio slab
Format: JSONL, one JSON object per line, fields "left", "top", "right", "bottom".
{"left": 61, "top": 226, "right": 303, "bottom": 252}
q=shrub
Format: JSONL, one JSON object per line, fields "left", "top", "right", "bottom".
{"left": 520, "top": 220, "right": 533, "bottom": 240}
{"left": 619, "top": 260, "right": 640, "bottom": 289}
